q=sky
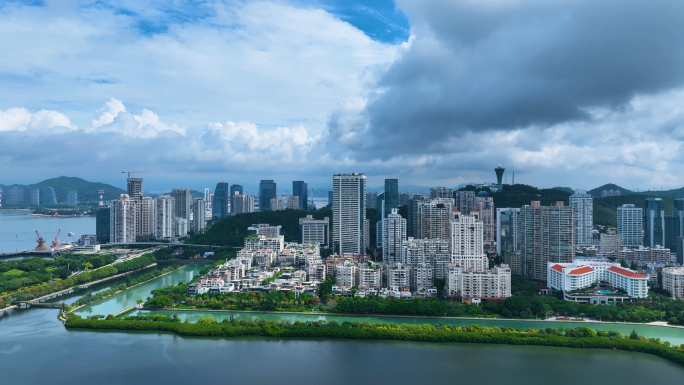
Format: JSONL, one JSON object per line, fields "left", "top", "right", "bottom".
{"left": 1, "top": 0, "right": 684, "bottom": 193}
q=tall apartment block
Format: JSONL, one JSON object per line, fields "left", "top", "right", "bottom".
{"left": 449, "top": 211, "right": 483, "bottom": 256}
{"left": 384, "top": 179, "right": 399, "bottom": 218}
{"left": 299, "top": 215, "right": 329, "bottom": 247}
{"left": 416, "top": 198, "right": 454, "bottom": 240}
{"left": 496, "top": 208, "right": 522, "bottom": 275}
{"left": 569, "top": 189, "right": 593, "bottom": 247}
{"left": 136, "top": 196, "right": 155, "bottom": 241}
{"left": 617, "top": 204, "right": 643, "bottom": 247}
{"left": 233, "top": 193, "right": 254, "bottom": 214}
{"left": 644, "top": 198, "right": 665, "bottom": 247}
{"left": 407, "top": 195, "right": 425, "bottom": 238}
{"left": 259, "top": 180, "right": 276, "bottom": 212}
{"left": 292, "top": 181, "right": 308, "bottom": 211}
{"left": 212, "top": 182, "right": 229, "bottom": 219}
{"left": 333, "top": 173, "right": 366, "bottom": 254}
{"left": 286, "top": 195, "right": 300, "bottom": 210}
{"left": 520, "top": 201, "right": 575, "bottom": 281}
{"left": 474, "top": 191, "right": 494, "bottom": 246}
{"left": 127, "top": 177, "right": 143, "bottom": 198}
{"left": 230, "top": 184, "right": 243, "bottom": 214}
{"left": 382, "top": 208, "right": 407, "bottom": 264}
{"left": 171, "top": 188, "right": 191, "bottom": 220}
{"left": 155, "top": 195, "right": 175, "bottom": 239}
{"left": 110, "top": 194, "right": 137, "bottom": 243}
{"left": 430, "top": 187, "right": 453, "bottom": 199}
{"left": 455, "top": 190, "right": 475, "bottom": 213}
{"left": 192, "top": 198, "right": 206, "bottom": 234}
{"left": 96, "top": 206, "right": 111, "bottom": 243}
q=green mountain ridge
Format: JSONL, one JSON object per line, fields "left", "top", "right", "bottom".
{"left": 29, "top": 176, "right": 126, "bottom": 203}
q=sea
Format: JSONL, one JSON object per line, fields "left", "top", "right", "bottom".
{"left": 0, "top": 210, "right": 95, "bottom": 254}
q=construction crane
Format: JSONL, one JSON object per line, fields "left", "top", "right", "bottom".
{"left": 51, "top": 229, "right": 61, "bottom": 249}
{"left": 121, "top": 171, "right": 157, "bottom": 178}
{"left": 35, "top": 231, "right": 47, "bottom": 251}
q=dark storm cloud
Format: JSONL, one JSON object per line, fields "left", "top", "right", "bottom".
{"left": 330, "top": 0, "right": 684, "bottom": 156}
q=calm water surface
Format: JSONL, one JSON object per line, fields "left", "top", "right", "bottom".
{"left": 3, "top": 265, "right": 684, "bottom": 384}
{"left": 1, "top": 307, "right": 684, "bottom": 385}
{"left": 0, "top": 210, "right": 95, "bottom": 253}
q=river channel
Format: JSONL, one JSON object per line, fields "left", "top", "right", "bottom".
{"left": 2, "top": 264, "right": 684, "bottom": 384}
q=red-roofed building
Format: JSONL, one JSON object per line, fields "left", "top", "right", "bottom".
{"left": 547, "top": 263, "right": 596, "bottom": 292}
{"left": 606, "top": 266, "right": 648, "bottom": 297}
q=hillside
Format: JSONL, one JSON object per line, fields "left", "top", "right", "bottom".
{"left": 587, "top": 183, "right": 634, "bottom": 198}
{"left": 29, "top": 176, "right": 125, "bottom": 203}
{"left": 459, "top": 184, "right": 573, "bottom": 208}
{"left": 639, "top": 187, "right": 684, "bottom": 198}
{"left": 187, "top": 207, "right": 332, "bottom": 247}
{"left": 593, "top": 194, "right": 674, "bottom": 227}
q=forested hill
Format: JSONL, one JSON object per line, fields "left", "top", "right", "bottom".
{"left": 30, "top": 176, "right": 125, "bottom": 203}
{"left": 587, "top": 183, "right": 634, "bottom": 197}
{"left": 593, "top": 194, "right": 675, "bottom": 227}
{"left": 187, "top": 207, "right": 332, "bottom": 247}
{"left": 461, "top": 184, "right": 572, "bottom": 209}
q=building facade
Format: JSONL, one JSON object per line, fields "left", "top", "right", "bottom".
{"left": 171, "top": 188, "right": 191, "bottom": 220}
{"left": 644, "top": 198, "right": 665, "bottom": 247}
{"left": 299, "top": 215, "right": 329, "bottom": 247}
{"left": 212, "top": 182, "right": 229, "bottom": 219}
{"left": 292, "top": 181, "right": 308, "bottom": 211}
{"left": 259, "top": 180, "right": 277, "bottom": 212}
{"left": 569, "top": 189, "right": 593, "bottom": 247}
{"left": 155, "top": 195, "right": 175, "bottom": 239}
{"left": 520, "top": 201, "right": 575, "bottom": 281}
{"left": 192, "top": 198, "right": 206, "bottom": 234}
{"left": 332, "top": 173, "right": 366, "bottom": 254}
{"left": 384, "top": 179, "right": 399, "bottom": 218}
{"left": 382, "top": 208, "right": 406, "bottom": 265}
{"left": 662, "top": 267, "right": 684, "bottom": 299}
{"left": 110, "top": 194, "right": 137, "bottom": 243}
{"left": 617, "top": 204, "right": 643, "bottom": 247}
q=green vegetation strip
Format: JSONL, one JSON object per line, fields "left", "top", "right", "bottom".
{"left": 65, "top": 316, "right": 684, "bottom": 367}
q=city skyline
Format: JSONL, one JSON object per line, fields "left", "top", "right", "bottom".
{"left": 1, "top": 1, "right": 684, "bottom": 190}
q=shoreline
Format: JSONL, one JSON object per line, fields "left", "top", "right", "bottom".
{"left": 28, "top": 213, "right": 94, "bottom": 218}
{"left": 144, "top": 308, "right": 684, "bottom": 330}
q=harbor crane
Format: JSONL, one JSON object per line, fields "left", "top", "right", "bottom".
{"left": 35, "top": 231, "right": 47, "bottom": 251}
{"left": 51, "top": 229, "right": 61, "bottom": 249}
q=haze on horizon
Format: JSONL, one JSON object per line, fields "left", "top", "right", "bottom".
{"left": 1, "top": 0, "right": 684, "bottom": 192}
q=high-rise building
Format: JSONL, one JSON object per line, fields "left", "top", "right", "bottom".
{"left": 666, "top": 198, "right": 684, "bottom": 250}
{"left": 65, "top": 190, "right": 78, "bottom": 206}
{"left": 233, "top": 193, "right": 254, "bottom": 214}
{"left": 192, "top": 198, "right": 206, "bottom": 234}
{"left": 474, "top": 191, "right": 494, "bottom": 246}
{"left": 136, "top": 196, "right": 155, "bottom": 241}
{"left": 155, "top": 195, "right": 175, "bottom": 239}
{"left": 270, "top": 197, "right": 284, "bottom": 211}
{"left": 259, "top": 180, "right": 276, "bottom": 212}
{"left": 407, "top": 195, "right": 425, "bottom": 238}
{"left": 455, "top": 191, "right": 475, "bottom": 213}
{"left": 430, "top": 187, "right": 453, "bottom": 199}
{"left": 286, "top": 195, "right": 300, "bottom": 210}
{"left": 644, "top": 198, "right": 665, "bottom": 247}
{"left": 230, "top": 184, "right": 243, "bottom": 214}
{"left": 450, "top": 211, "right": 484, "bottom": 257}
{"left": 127, "top": 178, "right": 143, "bottom": 198}
{"left": 299, "top": 215, "right": 329, "bottom": 247}
{"left": 212, "top": 182, "right": 229, "bottom": 219}
{"left": 417, "top": 199, "right": 454, "bottom": 240}
{"left": 617, "top": 204, "right": 643, "bottom": 247}
{"left": 520, "top": 201, "right": 575, "bottom": 281}
{"left": 384, "top": 179, "right": 399, "bottom": 218}
{"left": 96, "top": 206, "right": 111, "bottom": 243}
{"left": 110, "top": 194, "right": 137, "bottom": 243}
{"left": 41, "top": 187, "right": 57, "bottom": 205}
{"left": 366, "top": 192, "right": 378, "bottom": 209}
{"left": 569, "top": 190, "right": 593, "bottom": 247}
{"left": 333, "top": 173, "right": 366, "bottom": 254}
{"left": 328, "top": 190, "right": 333, "bottom": 206}
{"left": 496, "top": 208, "right": 521, "bottom": 255}
{"left": 171, "top": 188, "right": 191, "bottom": 219}
{"left": 382, "top": 208, "right": 406, "bottom": 264}
{"left": 292, "top": 181, "right": 308, "bottom": 211}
